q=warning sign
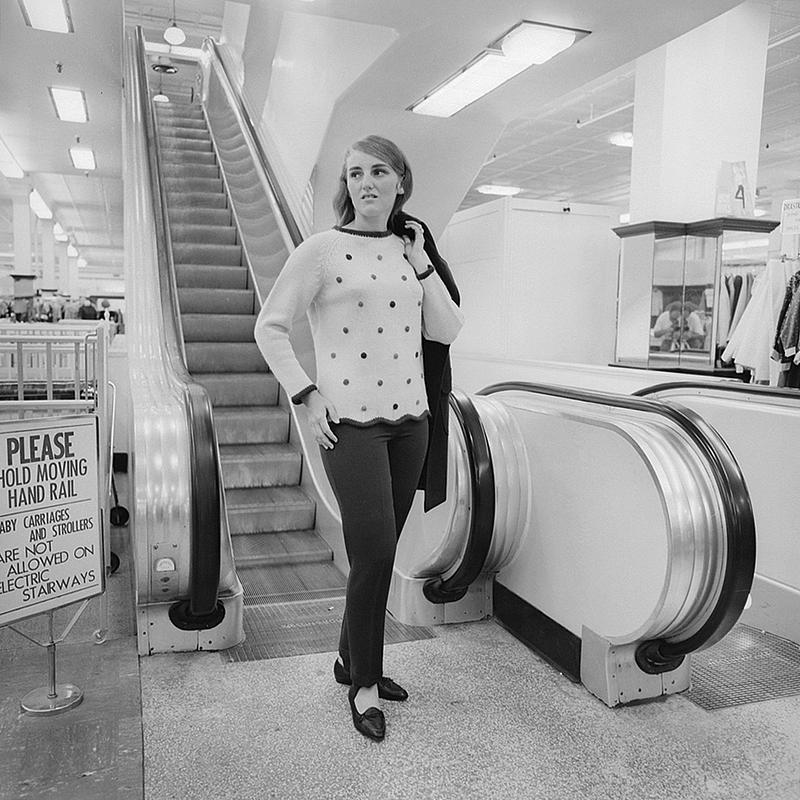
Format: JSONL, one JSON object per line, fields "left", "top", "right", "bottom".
{"left": 0, "top": 415, "right": 104, "bottom": 626}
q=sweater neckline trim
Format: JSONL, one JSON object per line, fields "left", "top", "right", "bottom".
{"left": 334, "top": 225, "right": 393, "bottom": 239}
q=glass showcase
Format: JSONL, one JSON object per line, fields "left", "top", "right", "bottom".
{"left": 613, "top": 217, "right": 780, "bottom": 371}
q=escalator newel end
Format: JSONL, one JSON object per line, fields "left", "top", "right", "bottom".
{"left": 168, "top": 599, "right": 226, "bottom": 631}
{"left": 634, "top": 639, "right": 686, "bottom": 675}
{"left": 422, "top": 577, "right": 469, "bottom": 605}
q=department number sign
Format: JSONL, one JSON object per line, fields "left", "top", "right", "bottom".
{"left": 0, "top": 415, "right": 104, "bottom": 626}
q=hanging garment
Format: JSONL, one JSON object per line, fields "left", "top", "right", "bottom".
{"left": 716, "top": 274, "right": 732, "bottom": 345}
{"left": 771, "top": 269, "right": 800, "bottom": 385}
{"left": 721, "top": 261, "right": 792, "bottom": 382}
{"left": 727, "top": 274, "right": 747, "bottom": 341}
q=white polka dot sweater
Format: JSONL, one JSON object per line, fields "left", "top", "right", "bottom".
{"left": 254, "top": 226, "right": 464, "bottom": 426}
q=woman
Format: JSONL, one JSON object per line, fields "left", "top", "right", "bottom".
{"left": 254, "top": 135, "right": 464, "bottom": 741}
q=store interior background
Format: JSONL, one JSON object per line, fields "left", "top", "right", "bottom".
{"left": 0, "top": 0, "right": 797, "bottom": 369}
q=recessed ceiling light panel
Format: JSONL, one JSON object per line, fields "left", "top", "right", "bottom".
{"left": 18, "top": 0, "right": 73, "bottom": 34}
{"left": 69, "top": 146, "right": 96, "bottom": 170}
{"left": 477, "top": 184, "right": 522, "bottom": 196}
{"left": 609, "top": 131, "right": 634, "bottom": 148}
{"left": 0, "top": 136, "right": 24, "bottom": 178}
{"left": 29, "top": 189, "right": 52, "bottom": 220}
{"left": 49, "top": 86, "right": 88, "bottom": 122}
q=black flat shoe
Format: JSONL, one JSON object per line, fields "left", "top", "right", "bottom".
{"left": 348, "top": 684, "right": 385, "bottom": 741}
{"left": 334, "top": 660, "right": 409, "bottom": 702}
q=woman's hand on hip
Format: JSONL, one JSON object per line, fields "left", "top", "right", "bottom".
{"left": 303, "top": 390, "right": 339, "bottom": 449}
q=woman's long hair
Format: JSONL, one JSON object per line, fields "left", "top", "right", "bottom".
{"left": 333, "top": 135, "right": 413, "bottom": 227}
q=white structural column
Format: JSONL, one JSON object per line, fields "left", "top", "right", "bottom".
{"left": 65, "top": 253, "right": 80, "bottom": 298}
{"left": 55, "top": 241, "right": 69, "bottom": 294}
{"left": 629, "top": 1, "right": 771, "bottom": 222}
{"left": 11, "top": 190, "right": 32, "bottom": 274}
{"left": 41, "top": 221, "right": 56, "bottom": 289}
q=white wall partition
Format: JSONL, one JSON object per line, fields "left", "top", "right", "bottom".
{"left": 443, "top": 197, "right": 621, "bottom": 368}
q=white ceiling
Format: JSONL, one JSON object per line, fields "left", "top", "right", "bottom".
{"left": 0, "top": 0, "right": 797, "bottom": 282}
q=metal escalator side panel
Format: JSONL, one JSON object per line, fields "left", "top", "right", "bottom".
{"left": 470, "top": 395, "right": 532, "bottom": 573}
{"left": 124, "top": 29, "right": 237, "bottom": 644}
{"left": 423, "top": 391, "right": 495, "bottom": 603}
{"left": 394, "top": 407, "right": 472, "bottom": 578}
{"left": 481, "top": 381, "right": 755, "bottom": 661}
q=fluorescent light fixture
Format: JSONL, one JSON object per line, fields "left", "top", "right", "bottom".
{"left": 153, "top": 94, "right": 170, "bottom": 104}
{"left": 0, "top": 136, "right": 24, "bottom": 178}
{"left": 49, "top": 87, "right": 88, "bottom": 122}
{"left": 169, "top": 45, "right": 202, "bottom": 60}
{"left": 410, "top": 20, "right": 589, "bottom": 117}
{"left": 476, "top": 184, "right": 522, "bottom": 196}
{"left": 69, "top": 146, "right": 96, "bottom": 170}
{"left": 18, "top": 0, "right": 73, "bottom": 33}
{"left": 145, "top": 42, "right": 203, "bottom": 60}
{"left": 619, "top": 212, "right": 631, "bottom": 224}
{"left": 53, "top": 222, "right": 68, "bottom": 241}
{"left": 753, "top": 208, "right": 767, "bottom": 217}
{"left": 29, "top": 189, "right": 52, "bottom": 220}
{"left": 609, "top": 131, "right": 634, "bottom": 148}
{"left": 145, "top": 41, "right": 171, "bottom": 54}
{"left": 76, "top": 257, "right": 87, "bottom": 268}
{"left": 67, "top": 244, "right": 78, "bottom": 257}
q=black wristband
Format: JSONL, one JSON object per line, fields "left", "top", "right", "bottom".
{"left": 292, "top": 384, "right": 317, "bottom": 404}
{"left": 416, "top": 265, "right": 435, "bottom": 281}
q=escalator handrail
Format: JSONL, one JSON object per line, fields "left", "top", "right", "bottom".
{"left": 204, "top": 37, "right": 304, "bottom": 250}
{"left": 423, "top": 390, "right": 495, "bottom": 604}
{"left": 133, "top": 27, "right": 222, "bottom": 623}
{"left": 477, "top": 381, "right": 755, "bottom": 662}
{"left": 634, "top": 380, "right": 800, "bottom": 403}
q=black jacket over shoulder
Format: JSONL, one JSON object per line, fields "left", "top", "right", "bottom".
{"left": 391, "top": 211, "right": 461, "bottom": 511}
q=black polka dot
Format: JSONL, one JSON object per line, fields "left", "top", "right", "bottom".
{"left": 389, "top": 301, "right": 396, "bottom": 308}
{"left": 401, "top": 275, "right": 408, "bottom": 281}
{"left": 393, "top": 353, "right": 399, "bottom": 359}
{"left": 343, "top": 379, "right": 349, "bottom": 385}
{"left": 358, "top": 301, "right": 364, "bottom": 308}
{"left": 393, "top": 403, "right": 399, "bottom": 410}
{"left": 361, "top": 404, "right": 367, "bottom": 411}
{"left": 416, "top": 400, "right": 420, "bottom": 405}
{"left": 336, "top": 276, "right": 343, "bottom": 283}
{"left": 345, "top": 253, "right": 352, "bottom": 260}
{"left": 377, "top": 327, "right": 383, "bottom": 333}
{"left": 330, "top": 353, "right": 336, "bottom": 358}
{"left": 417, "top": 301, "right": 422, "bottom": 307}
{"left": 377, "top": 380, "right": 383, "bottom": 386}
{"left": 377, "top": 254, "right": 383, "bottom": 260}
{"left": 415, "top": 351, "right": 419, "bottom": 358}
{"left": 406, "top": 378, "right": 411, "bottom": 384}
{"left": 405, "top": 326, "right": 410, "bottom": 332}
{"left": 361, "top": 352, "right": 367, "bottom": 359}
{"left": 342, "top": 327, "right": 349, "bottom": 334}
{"left": 371, "top": 274, "right": 377, "bottom": 280}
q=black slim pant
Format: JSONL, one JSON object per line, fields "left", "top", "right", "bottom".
{"left": 320, "top": 416, "right": 428, "bottom": 688}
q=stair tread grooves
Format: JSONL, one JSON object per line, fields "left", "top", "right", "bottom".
{"left": 219, "top": 443, "right": 298, "bottom": 459}
{"left": 233, "top": 531, "right": 331, "bottom": 557}
{"left": 226, "top": 485, "right": 312, "bottom": 504}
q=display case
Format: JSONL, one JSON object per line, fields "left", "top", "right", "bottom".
{"left": 613, "top": 217, "right": 780, "bottom": 372}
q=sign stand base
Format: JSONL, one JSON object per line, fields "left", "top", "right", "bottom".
{"left": 20, "top": 683, "right": 83, "bottom": 716}
{"left": 6, "top": 605, "right": 91, "bottom": 718}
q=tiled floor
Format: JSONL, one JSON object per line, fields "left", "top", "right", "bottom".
{"left": 2, "top": 476, "right": 800, "bottom": 800}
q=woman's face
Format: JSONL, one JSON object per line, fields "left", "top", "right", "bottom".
{"left": 345, "top": 149, "right": 401, "bottom": 227}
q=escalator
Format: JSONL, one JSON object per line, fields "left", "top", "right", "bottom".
{"left": 390, "top": 381, "right": 756, "bottom": 705}
{"left": 126, "top": 27, "right": 761, "bottom": 706}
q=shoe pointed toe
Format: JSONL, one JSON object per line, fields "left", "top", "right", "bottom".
{"left": 348, "top": 686, "right": 385, "bottom": 741}
{"left": 378, "top": 676, "right": 408, "bottom": 702}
